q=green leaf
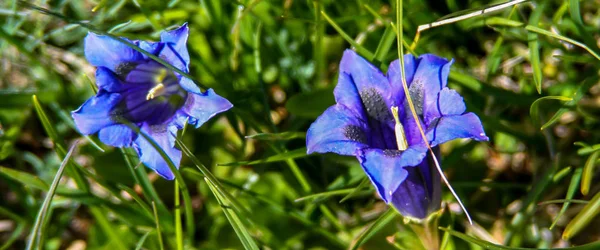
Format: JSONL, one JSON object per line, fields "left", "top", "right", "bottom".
{"left": 286, "top": 88, "right": 335, "bottom": 119}
{"left": 207, "top": 179, "right": 260, "bottom": 250}
{"left": 442, "top": 227, "right": 600, "bottom": 250}
{"left": 294, "top": 188, "right": 354, "bottom": 203}
{"left": 26, "top": 141, "right": 79, "bottom": 250}
{"left": 245, "top": 132, "right": 306, "bottom": 141}
{"left": 121, "top": 122, "right": 195, "bottom": 243}
{"left": 540, "top": 77, "right": 597, "bottom": 130}
{"left": 550, "top": 168, "right": 583, "bottom": 229}
{"left": 0, "top": 166, "right": 49, "bottom": 190}
{"left": 529, "top": 96, "right": 572, "bottom": 128}
{"left": 527, "top": 3, "right": 545, "bottom": 94}
{"left": 581, "top": 151, "right": 599, "bottom": 196}
{"left": 563, "top": 191, "right": 600, "bottom": 240}
{"left": 350, "top": 209, "right": 397, "bottom": 250}
{"left": 218, "top": 147, "right": 308, "bottom": 167}
{"left": 340, "top": 177, "right": 371, "bottom": 203}
{"left": 320, "top": 10, "right": 374, "bottom": 60}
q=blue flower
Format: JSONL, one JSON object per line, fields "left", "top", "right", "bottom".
{"left": 306, "top": 49, "right": 488, "bottom": 220}
{"left": 72, "top": 24, "right": 232, "bottom": 180}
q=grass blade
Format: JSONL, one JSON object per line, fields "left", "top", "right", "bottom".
{"left": 152, "top": 202, "right": 165, "bottom": 250}
{"left": 206, "top": 178, "right": 260, "bottom": 250}
{"left": 321, "top": 10, "right": 374, "bottom": 60}
{"left": 563, "top": 190, "right": 600, "bottom": 240}
{"left": 549, "top": 167, "right": 583, "bottom": 229}
{"left": 121, "top": 122, "right": 195, "bottom": 244}
{"left": 529, "top": 96, "right": 572, "bottom": 127}
{"left": 26, "top": 141, "right": 79, "bottom": 250}
{"left": 527, "top": 2, "right": 545, "bottom": 94}
{"left": 580, "top": 151, "right": 599, "bottom": 195}
{"left": 245, "top": 132, "right": 306, "bottom": 141}
{"left": 217, "top": 147, "right": 308, "bottom": 166}
{"left": 350, "top": 209, "right": 397, "bottom": 250}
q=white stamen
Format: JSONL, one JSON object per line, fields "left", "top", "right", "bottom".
{"left": 391, "top": 106, "right": 409, "bottom": 151}
{"left": 146, "top": 83, "right": 166, "bottom": 100}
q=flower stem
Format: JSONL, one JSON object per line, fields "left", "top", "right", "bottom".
{"left": 408, "top": 211, "right": 442, "bottom": 250}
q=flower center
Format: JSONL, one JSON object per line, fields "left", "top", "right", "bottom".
{"left": 391, "top": 106, "right": 408, "bottom": 151}
{"left": 146, "top": 68, "right": 169, "bottom": 100}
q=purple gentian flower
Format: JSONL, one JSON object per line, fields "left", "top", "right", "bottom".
{"left": 306, "top": 49, "right": 488, "bottom": 220}
{"left": 72, "top": 24, "right": 232, "bottom": 180}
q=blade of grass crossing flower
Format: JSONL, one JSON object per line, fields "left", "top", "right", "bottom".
{"left": 563, "top": 191, "right": 600, "bottom": 240}
{"left": 350, "top": 209, "right": 397, "bottom": 250}
{"left": 121, "top": 121, "right": 195, "bottom": 244}
{"left": 152, "top": 202, "right": 165, "bottom": 250}
{"left": 527, "top": 2, "right": 545, "bottom": 94}
{"left": 550, "top": 168, "right": 583, "bottom": 229}
{"left": 580, "top": 151, "right": 599, "bottom": 196}
{"left": 395, "top": 0, "right": 473, "bottom": 225}
{"left": 26, "top": 141, "right": 78, "bottom": 250}
{"left": 175, "top": 180, "right": 183, "bottom": 250}
{"left": 321, "top": 10, "right": 374, "bottom": 60}
{"left": 206, "top": 178, "right": 260, "bottom": 250}
{"left": 529, "top": 96, "right": 572, "bottom": 127}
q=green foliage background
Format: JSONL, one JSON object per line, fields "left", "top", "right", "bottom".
{"left": 1, "top": 0, "right": 600, "bottom": 249}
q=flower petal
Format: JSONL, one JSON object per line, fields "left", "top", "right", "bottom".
{"left": 84, "top": 33, "right": 144, "bottom": 72}
{"left": 356, "top": 146, "right": 427, "bottom": 203}
{"left": 412, "top": 54, "right": 453, "bottom": 117}
{"left": 390, "top": 149, "right": 441, "bottom": 220}
{"left": 159, "top": 23, "right": 190, "bottom": 71}
{"left": 178, "top": 77, "right": 202, "bottom": 94}
{"left": 71, "top": 92, "right": 121, "bottom": 135}
{"left": 95, "top": 67, "right": 128, "bottom": 92}
{"left": 307, "top": 104, "right": 371, "bottom": 156}
{"left": 335, "top": 49, "right": 393, "bottom": 122}
{"left": 175, "top": 88, "right": 232, "bottom": 129}
{"left": 139, "top": 41, "right": 163, "bottom": 57}
{"left": 424, "top": 87, "right": 466, "bottom": 125}
{"left": 98, "top": 124, "right": 137, "bottom": 147}
{"left": 387, "top": 54, "right": 418, "bottom": 106}
{"left": 427, "top": 113, "right": 488, "bottom": 147}
{"left": 134, "top": 123, "right": 181, "bottom": 180}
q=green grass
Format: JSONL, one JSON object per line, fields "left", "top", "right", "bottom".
{"left": 2, "top": 0, "right": 600, "bottom": 249}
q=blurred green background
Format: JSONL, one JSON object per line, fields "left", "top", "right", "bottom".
{"left": 1, "top": 0, "right": 600, "bottom": 249}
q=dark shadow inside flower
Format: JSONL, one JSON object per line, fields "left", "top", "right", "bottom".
{"left": 307, "top": 49, "right": 488, "bottom": 220}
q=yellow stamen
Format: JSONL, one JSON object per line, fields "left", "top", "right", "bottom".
{"left": 391, "top": 106, "right": 409, "bottom": 151}
{"left": 154, "top": 68, "right": 168, "bottom": 83}
{"left": 146, "top": 83, "right": 166, "bottom": 100}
